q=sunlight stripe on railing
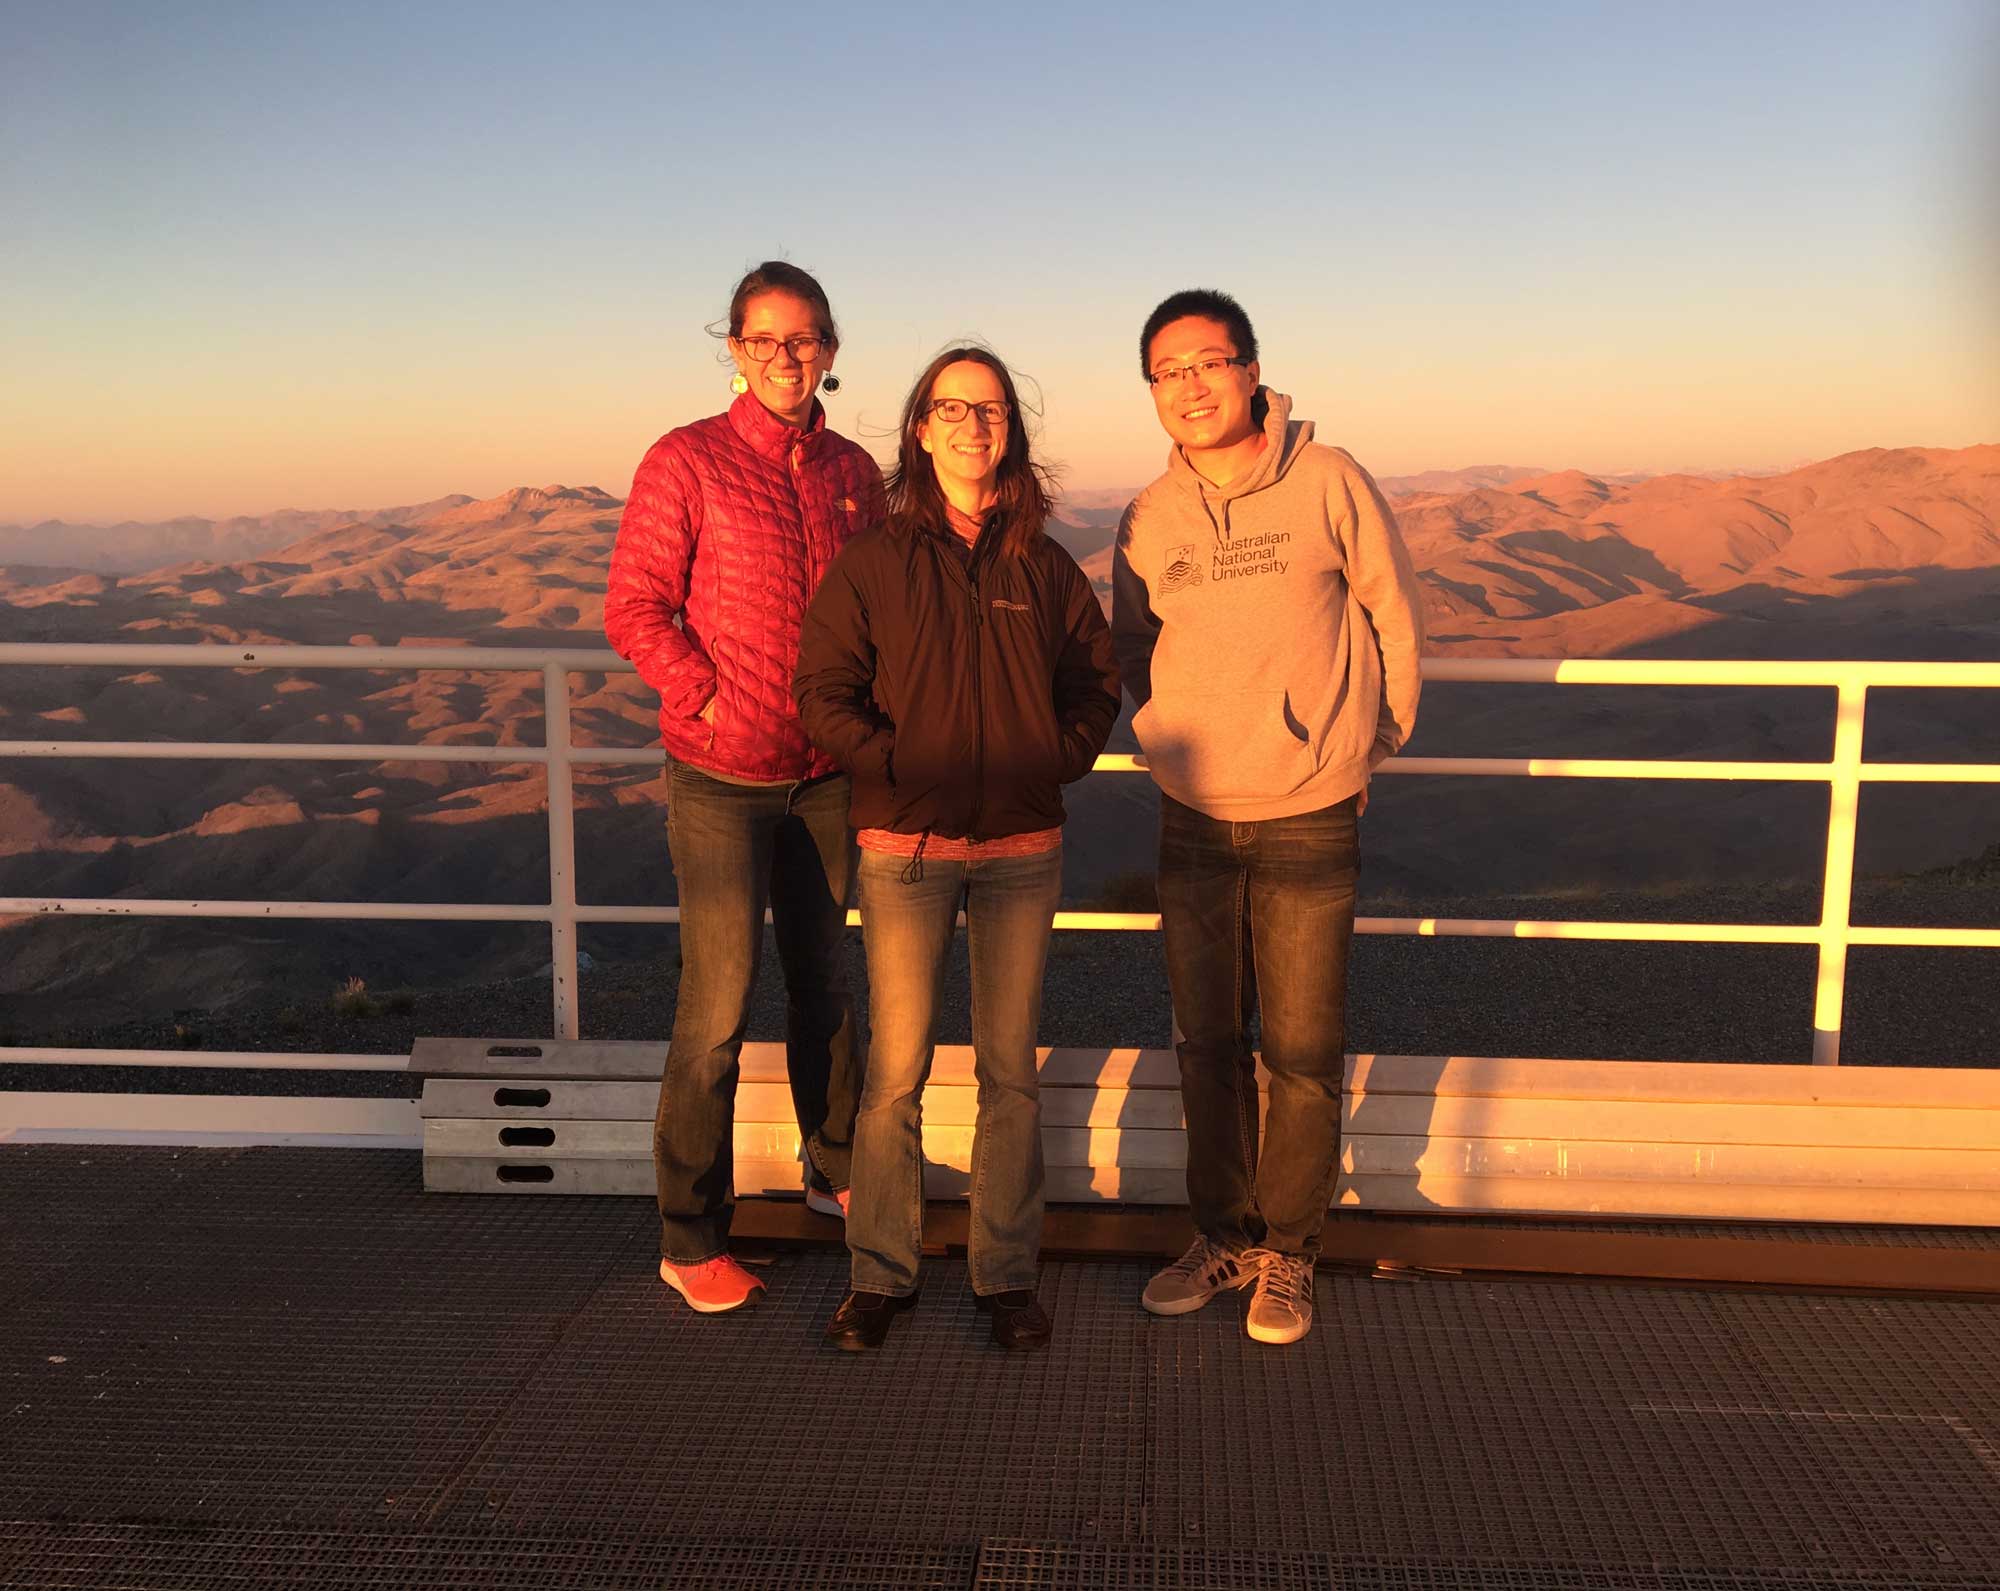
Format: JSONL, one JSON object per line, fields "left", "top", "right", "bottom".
{"left": 2, "top": 1047, "right": 409, "bottom": 1071}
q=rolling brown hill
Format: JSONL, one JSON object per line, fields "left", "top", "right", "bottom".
{"left": 1075, "top": 444, "right": 2000, "bottom": 653}
{"left": 0, "top": 496, "right": 476, "bottom": 576}
{"left": 3, "top": 446, "right": 1997, "bottom": 1026}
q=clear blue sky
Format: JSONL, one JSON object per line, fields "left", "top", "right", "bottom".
{"left": 5, "top": 0, "right": 1996, "bottom": 520}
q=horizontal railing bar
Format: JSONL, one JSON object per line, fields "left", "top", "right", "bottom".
{"left": 1369, "top": 920, "right": 1999, "bottom": 948}
{"left": 7, "top": 645, "right": 2000, "bottom": 690}
{"left": 577, "top": 906, "right": 1833, "bottom": 940}
{"left": 21, "top": 894, "right": 1983, "bottom": 947}
{"left": 1387, "top": 758, "right": 2000, "bottom": 783}
{"left": 0, "top": 898, "right": 1164, "bottom": 929}
{"left": 576, "top": 907, "right": 1171, "bottom": 931}
{"left": 0, "top": 898, "right": 551, "bottom": 922}
{"left": 0, "top": 643, "right": 630, "bottom": 671}
{"left": 0, "top": 1047, "right": 409, "bottom": 1071}
{"left": 0, "top": 740, "right": 552, "bottom": 764}
{"left": 1363, "top": 916, "right": 1818, "bottom": 944}
{"left": 8, "top": 742, "right": 1999, "bottom": 784}
{"left": 1423, "top": 658, "right": 2000, "bottom": 688}
{"left": 1384, "top": 757, "right": 1830, "bottom": 781}
{"left": 1855, "top": 764, "right": 2000, "bottom": 784}
{"left": 1848, "top": 926, "right": 2000, "bottom": 948}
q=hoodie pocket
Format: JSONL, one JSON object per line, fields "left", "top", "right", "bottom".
{"left": 1135, "top": 689, "right": 1312, "bottom": 805}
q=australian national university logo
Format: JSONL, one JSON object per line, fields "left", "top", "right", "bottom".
{"left": 1159, "top": 544, "right": 1202, "bottom": 593}
{"left": 1161, "top": 533, "right": 1294, "bottom": 595}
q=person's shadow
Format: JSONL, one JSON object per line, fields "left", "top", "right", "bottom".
{"left": 1338, "top": 1051, "right": 1448, "bottom": 1214}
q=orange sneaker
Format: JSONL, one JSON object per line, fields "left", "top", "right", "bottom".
{"left": 659, "top": 1254, "right": 766, "bottom": 1314}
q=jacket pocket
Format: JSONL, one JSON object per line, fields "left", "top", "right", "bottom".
{"left": 1135, "top": 689, "right": 1312, "bottom": 805}
{"left": 659, "top": 708, "right": 713, "bottom": 764}
{"left": 1022, "top": 699, "right": 1067, "bottom": 788}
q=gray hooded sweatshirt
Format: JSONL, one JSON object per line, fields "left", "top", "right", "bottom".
{"left": 1111, "top": 389, "right": 1426, "bottom": 821}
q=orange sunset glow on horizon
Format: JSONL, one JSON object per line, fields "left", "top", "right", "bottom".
{"left": 5, "top": 4, "right": 1996, "bottom": 527}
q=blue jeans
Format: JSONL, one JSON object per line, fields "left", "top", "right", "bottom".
{"left": 1157, "top": 792, "right": 1359, "bottom": 1257}
{"left": 846, "top": 844, "right": 1063, "bottom": 1297}
{"left": 656, "top": 759, "right": 859, "bottom": 1264}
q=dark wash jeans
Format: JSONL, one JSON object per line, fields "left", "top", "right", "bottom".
{"left": 846, "top": 844, "right": 1063, "bottom": 1298}
{"left": 656, "top": 758, "right": 860, "bottom": 1264}
{"left": 1157, "top": 792, "right": 1359, "bottom": 1257}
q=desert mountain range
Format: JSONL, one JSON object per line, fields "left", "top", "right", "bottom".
{"left": 1059, "top": 446, "right": 2000, "bottom": 658}
{"left": 3, "top": 445, "right": 1997, "bottom": 1024}
{"left": 0, "top": 496, "right": 478, "bottom": 577}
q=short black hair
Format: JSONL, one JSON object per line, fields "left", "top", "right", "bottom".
{"left": 1139, "top": 289, "right": 1257, "bottom": 378}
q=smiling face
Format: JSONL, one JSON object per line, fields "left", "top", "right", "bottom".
{"left": 918, "top": 359, "right": 1009, "bottom": 498}
{"left": 730, "top": 290, "right": 833, "bottom": 427}
{"left": 1145, "top": 314, "right": 1261, "bottom": 454}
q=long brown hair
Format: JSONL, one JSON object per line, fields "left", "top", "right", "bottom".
{"left": 884, "top": 346, "right": 1056, "bottom": 560}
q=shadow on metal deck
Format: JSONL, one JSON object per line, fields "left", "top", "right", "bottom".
{"left": 3, "top": 1144, "right": 1999, "bottom": 1589}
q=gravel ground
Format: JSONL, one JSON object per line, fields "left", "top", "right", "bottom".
{"left": 5, "top": 870, "right": 1994, "bottom": 1098}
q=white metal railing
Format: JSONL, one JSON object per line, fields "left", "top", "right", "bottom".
{"left": 4, "top": 644, "right": 1999, "bottom": 1071}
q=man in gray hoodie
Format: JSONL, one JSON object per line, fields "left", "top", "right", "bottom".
{"left": 1112, "top": 289, "right": 1425, "bottom": 1344}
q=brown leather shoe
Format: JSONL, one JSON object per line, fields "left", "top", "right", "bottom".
{"left": 976, "top": 1289, "right": 1052, "bottom": 1351}
{"left": 824, "top": 1289, "right": 917, "bottom": 1352}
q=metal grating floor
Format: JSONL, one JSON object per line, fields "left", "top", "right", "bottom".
{"left": 1, "top": 1145, "right": 1997, "bottom": 1589}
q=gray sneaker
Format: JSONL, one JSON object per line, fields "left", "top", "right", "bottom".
{"left": 1142, "top": 1235, "right": 1261, "bottom": 1316}
{"left": 1243, "top": 1250, "right": 1315, "bottom": 1344}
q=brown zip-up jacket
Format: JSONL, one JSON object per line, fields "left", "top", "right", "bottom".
{"left": 793, "top": 516, "right": 1120, "bottom": 840}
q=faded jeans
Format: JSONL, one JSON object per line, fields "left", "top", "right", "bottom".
{"left": 846, "top": 844, "right": 1063, "bottom": 1298}
{"left": 1157, "top": 792, "right": 1359, "bottom": 1257}
{"left": 656, "top": 758, "right": 859, "bottom": 1264}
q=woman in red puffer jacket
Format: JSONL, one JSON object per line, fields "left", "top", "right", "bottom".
{"left": 605, "top": 261, "right": 882, "bottom": 1317}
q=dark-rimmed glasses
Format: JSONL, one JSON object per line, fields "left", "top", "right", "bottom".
{"left": 1147, "top": 356, "right": 1249, "bottom": 389}
{"left": 736, "top": 334, "right": 826, "bottom": 362}
{"left": 926, "top": 398, "right": 1011, "bottom": 424}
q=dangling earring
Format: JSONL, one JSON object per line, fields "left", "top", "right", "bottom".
{"left": 820, "top": 373, "right": 841, "bottom": 395}
{"left": 730, "top": 372, "right": 749, "bottom": 395}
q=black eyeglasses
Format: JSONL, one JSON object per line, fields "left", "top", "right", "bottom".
{"left": 737, "top": 334, "right": 826, "bottom": 362}
{"left": 926, "top": 398, "right": 1011, "bottom": 424}
{"left": 1146, "top": 356, "right": 1249, "bottom": 389}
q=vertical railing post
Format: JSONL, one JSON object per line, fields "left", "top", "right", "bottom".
{"left": 543, "top": 663, "right": 580, "bottom": 1041}
{"left": 1811, "top": 680, "right": 1867, "bottom": 1065}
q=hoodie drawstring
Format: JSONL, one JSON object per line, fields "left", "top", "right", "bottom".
{"left": 900, "top": 831, "right": 930, "bottom": 885}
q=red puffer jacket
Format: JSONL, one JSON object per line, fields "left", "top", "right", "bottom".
{"left": 605, "top": 393, "right": 883, "bottom": 782}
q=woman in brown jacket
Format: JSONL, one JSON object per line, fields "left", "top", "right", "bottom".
{"left": 794, "top": 347, "right": 1119, "bottom": 1352}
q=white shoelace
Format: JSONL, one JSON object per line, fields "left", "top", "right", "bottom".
{"left": 1257, "top": 1255, "right": 1313, "bottom": 1307}
{"left": 1165, "top": 1236, "right": 1231, "bottom": 1278}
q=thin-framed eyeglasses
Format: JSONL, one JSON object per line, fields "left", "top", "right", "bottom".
{"left": 926, "top": 398, "right": 1012, "bottom": 424}
{"left": 736, "top": 333, "right": 827, "bottom": 362}
{"left": 1147, "top": 356, "right": 1249, "bottom": 389}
